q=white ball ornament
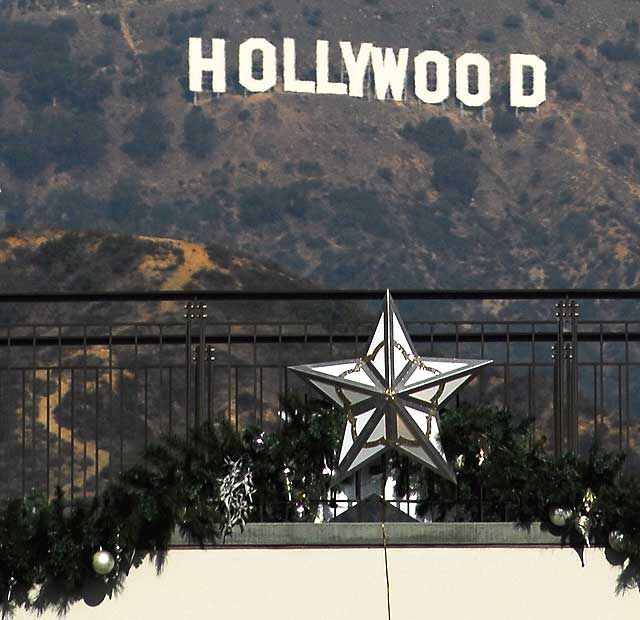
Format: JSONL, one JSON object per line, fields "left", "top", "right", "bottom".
{"left": 609, "top": 530, "right": 626, "bottom": 553}
{"left": 548, "top": 506, "right": 573, "bottom": 528}
{"left": 92, "top": 549, "right": 115, "bottom": 576}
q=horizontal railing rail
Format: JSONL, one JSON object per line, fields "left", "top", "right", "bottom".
{"left": 0, "top": 288, "right": 640, "bottom": 303}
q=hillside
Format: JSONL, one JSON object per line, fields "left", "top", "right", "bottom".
{"left": 0, "top": 230, "right": 327, "bottom": 322}
{"left": 0, "top": 0, "right": 639, "bottom": 300}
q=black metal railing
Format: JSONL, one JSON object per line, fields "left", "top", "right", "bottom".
{"left": 1, "top": 288, "right": 639, "bottom": 501}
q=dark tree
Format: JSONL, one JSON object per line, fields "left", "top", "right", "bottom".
{"left": 20, "top": 61, "right": 112, "bottom": 111}
{"left": 44, "top": 111, "right": 109, "bottom": 170}
{"left": 491, "top": 109, "right": 521, "bottom": 135}
{"left": 1, "top": 110, "right": 108, "bottom": 178}
{"left": 432, "top": 153, "right": 479, "bottom": 202}
{"left": 405, "top": 117, "right": 466, "bottom": 155}
{"left": 121, "top": 106, "right": 170, "bottom": 164}
{"left": 0, "top": 130, "right": 49, "bottom": 179}
{"left": 503, "top": 14, "right": 523, "bottom": 29}
{"left": 107, "top": 177, "right": 147, "bottom": 230}
{"left": 182, "top": 107, "right": 216, "bottom": 158}
{"left": 598, "top": 39, "right": 639, "bottom": 62}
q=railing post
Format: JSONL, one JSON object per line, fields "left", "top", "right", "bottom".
{"left": 184, "top": 300, "right": 208, "bottom": 431}
{"left": 567, "top": 300, "right": 579, "bottom": 453}
{"left": 553, "top": 301, "right": 565, "bottom": 456}
{"left": 553, "top": 298, "right": 579, "bottom": 456}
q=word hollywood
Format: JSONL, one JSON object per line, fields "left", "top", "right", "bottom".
{"left": 189, "top": 37, "right": 547, "bottom": 107}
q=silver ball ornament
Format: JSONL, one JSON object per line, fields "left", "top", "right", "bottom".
{"left": 609, "top": 530, "right": 626, "bottom": 553}
{"left": 548, "top": 506, "right": 573, "bottom": 528}
{"left": 92, "top": 549, "right": 115, "bottom": 576}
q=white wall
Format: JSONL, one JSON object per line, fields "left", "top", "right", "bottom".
{"left": 12, "top": 546, "right": 640, "bottom": 620}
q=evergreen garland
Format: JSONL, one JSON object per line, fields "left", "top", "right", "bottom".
{"left": 1, "top": 396, "right": 639, "bottom": 616}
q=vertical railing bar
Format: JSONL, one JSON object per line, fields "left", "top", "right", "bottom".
{"left": 0, "top": 368, "right": 3, "bottom": 496}
{"left": 593, "top": 364, "right": 598, "bottom": 441}
{"left": 259, "top": 367, "right": 264, "bottom": 427}
{"left": 83, "top": 326, "right": 88, "bottom": 499}
{"left": 454, "top": 322, "right": 460, "bottom": 358}
{"left": 95, "top": 368, "right": 100, "bottom": 496}
{"left": 570, "top": 300, "right": 579, "bottom": 453}
{"left": 208, "top": 350, "right": 213, "bottom": 425}
{"left": 531, "top": 322, "right": 536, "bottom": 442}
{"left": 185, "top": 310, "right": 192, "bottom": 439}
{"left": 144, "top": 367, "right": 149, "bottom": 459}
{"left": 278, "top": 324, "right": 284, "bottom": 427}
{"left": 625, "top": 323, "right": 630, "bottom": 453}
{"left": 31, "top": 326, "right": 36, "bottom": 495}
{"left": 235, "top": 367, "right": 239, "bottom": 432}
{"left": 70, "top": 369, "right": 75, "bottom": 501}
{"left": 197, "top": 311, "right": 206, "bottom": 429}
{"left": 353, "top": 322, "right": 358, "bottom": 357}
{"left": 505, "top": 323, "right": 510, "bottom": 410}
{"left": 618, "top": 363, "right": 623, "bottom": 452}
{"left": 57, "top": 327, "right": 63, "bottom": 492}
{"left": 119, "top": 368, "right": 124, "bottom": 474}
{"left": 479, "top": 323, "right": 486, "bottom": 400}
{"left": 227, "top": 324, "right": 232, "bottom": 424}
{"left": 599, "top": 323, "right": 604, "bottom": 444}
{"left": 253, "top": 323, "right": 258, "bottom": 425}
{"left": 211, "top": 354, "right": 216, "bottom": 424}
{"left": 159, "top": 324, "right": 165, "bottom": 435}
{"left": 21, "top": 369, "right": 25, "bottom": 497}
{"left": 134, "top": 324, "right": 140, "bottom": 463}
{"left": 57, "top": 369, "right": 62, "bottom": 494}
{"left": 554, "top": 305, "right": 561, "bottom": 457}
{"left": 169, "top": 367, "right": 174, "bottom": 434}
{"left": 328, "top": 323, "right": 333, "bottom": 359}
{"left": 46, "top": 368, "right": 50, "bottom": 499}
{"left": 108, "top": 326, "right": 113, "bottom": 488}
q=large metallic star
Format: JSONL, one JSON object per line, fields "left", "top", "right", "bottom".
{"left": 289, "top": 292, "right": 492, "bottom": 485}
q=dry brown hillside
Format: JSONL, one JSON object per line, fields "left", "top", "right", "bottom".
{"left": 0, "top": 0, "right": 639, "bottom": 299}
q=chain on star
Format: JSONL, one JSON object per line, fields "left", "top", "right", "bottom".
{"left": 336, "top": 341, "right": 444, "bottom": 449}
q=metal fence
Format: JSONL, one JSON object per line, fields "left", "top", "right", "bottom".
{"left": 1, "top": 289, "right": 640, "bottom": 501}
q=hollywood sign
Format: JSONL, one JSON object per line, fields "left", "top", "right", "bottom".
{"left": 188, "top": 38, "right": 547, "bottom": 108}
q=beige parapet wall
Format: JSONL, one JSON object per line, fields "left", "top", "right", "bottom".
{"left": 12, "top": 523, "right": 640, "bottom": 619}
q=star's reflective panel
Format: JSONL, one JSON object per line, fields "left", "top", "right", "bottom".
{"left": 289, "top": 292, "right": 492, "bottom": 485}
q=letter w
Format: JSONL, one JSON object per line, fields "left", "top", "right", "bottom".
{"left": 370, "top": 47, "right": 408, "bottom": 101}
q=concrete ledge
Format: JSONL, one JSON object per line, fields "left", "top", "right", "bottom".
{"left": 170, "top": 522, "right": 573, "bottom": 547}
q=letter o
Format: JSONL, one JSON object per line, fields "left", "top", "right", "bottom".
{"left": 456, "top": 53, "right": 491, "bottom": 107}
{"left": 238, "top": 38, "right": 277, "bottom": 93}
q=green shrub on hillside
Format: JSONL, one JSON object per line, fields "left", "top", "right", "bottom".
{"left": 432, "top": 153, "right": 479, "bottom": 202}
{"left": 182, "top": 107, "right": 216, "bottom": 159}
{"left": 503, "top": 14, "right": 523, "bottom": 29}
{"left": 100, "top": 13, "right": 120, "bottom": 30}
{"left": 20, "top": 59, "right": 112, "bottom": 111}
{"left": 403, "top": 117, "right": 467, "bottom": 155}
{"left": 598, "top": 39, "right": 639, "bottom": 62}
{"left": 477, "top": 28, "right": 497, "bottom": 43}
{"left": 0, "top": 110, "right": 108, "bottom": 178}
{"left": 121, "top": 107, "right": 170, "bottom": 164}
{"left": 108, "top": 176, "right": 145, "bottom": 223}
{"left": 492, "top": 109, "right": 521, "bottom": 135}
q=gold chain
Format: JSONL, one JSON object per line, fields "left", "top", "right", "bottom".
{"left": 337, "top": 341, "right": 443, "bottom": 450}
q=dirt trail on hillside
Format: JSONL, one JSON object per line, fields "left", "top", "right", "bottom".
{"left": 34, "top": 350, "right": 117, "bottom": 497}
{"left": 119, "top": 12, "right": 139, "bottom": 56}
